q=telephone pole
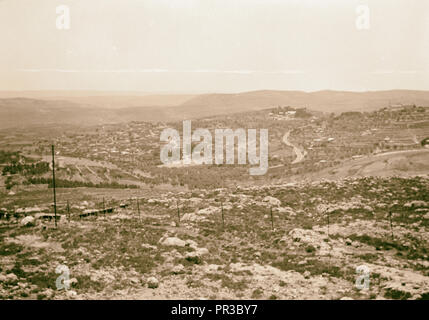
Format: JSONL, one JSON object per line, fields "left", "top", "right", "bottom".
{"left": 221, "top": 201, "right": 225, "bottom": 230}
{"left": 137, "top": 198, "right": 140, "bottom": 222}
{"left": 176, "top": 199, "right": 180, "bottom": 226}
{"left": 103, "top": 197, "right": 106, "bottom": 219}
{"left": 51, "top": 145, "right": 57, "bottom": 228}
{"left": 67, "top": 200, "right": 70, "bottom": 221}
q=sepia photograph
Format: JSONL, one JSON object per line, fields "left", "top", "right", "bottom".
{"left": 0, "top": 0, "right": 428, "bottom": 307}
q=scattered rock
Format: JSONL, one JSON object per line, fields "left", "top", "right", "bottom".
{"left": 263, "top": 196, "right": 281, "bottom": 207}
{"left": 205, "top": 264, "right": 220, "bottom": 273}
{"left": 129, "top": 277, "right": 140, "bottom": 284}
{"left": 185, "top": 239, "right": 198, "bottom": 249}
{"left": 404, "top": 201, "right": 427, "bottom": 208}
{"left": 181, "top": 212, "right": 207, "bottom": 222}
{"left": 352, "top": 241, "right": 361, "bottom": 248}
{"left": 277, "top": 207, "right": 295, "bottom": 216}
{"left": 0, "top": 273, "right": 18, "bottom": 284}
{"left": 287, "top": 228, "right": 334, "bottom": 256}
{"left": 159, "top": 236, "right": 186, "bottom": 247}
{"left": 197, "top": 206, "right": 219, "bottom": 215}
{"left": 185, "top": 251, "right": 203, "bottom": 264}
{"left": 42, "top": 288, "right": 54, "bottom": 299}
{"left": 172, "top": 264, "right": 185, "bottom": 274}
{"left": 66, "top": 290, "right": 77, "bottom": 298}
{"left": 196, "top": 247, "right": 209, "bottom": 256}
{"left": 20, "top": 216, "right": 35, "bottom": 227}
{"left": 141, "top": 243, "right": 157, "bottom": 250}
{"left": 147, "top": 277, "right": 159, "bottom": 289}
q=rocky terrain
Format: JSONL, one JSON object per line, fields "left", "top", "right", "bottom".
{"left": 1, "top": 175, "right": 428, "bottom": 300}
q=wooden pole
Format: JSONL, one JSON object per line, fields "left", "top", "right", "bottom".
{"left": 389, "top": 211, "right": 394, "bottom": 240}
{"left": 67, "top": 200, "right": 70, "bottom": 221}
{"left": 51, "top": 145, "right": 57, "bottom": 228}
{"left": 103, "top": 197, "right": 106, "bottom": 219}
{"left": 326, "top": 209, "right": 331, "bottom": 269}
{"left": 327, "top": 210, "right": 330, "bottom": 237}
{"left": 270, "top": 207, "right": 274, "bottom": 231}
{"left": 221, "top": 201, "right": 225, "bottom": 230}
{"left": 176, "top": 199, "right": 180, "bottom": 226}
{"left": 137, "top": 198, "right": 140, "bottom": 222}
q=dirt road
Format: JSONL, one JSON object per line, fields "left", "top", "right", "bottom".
{"left": 283, "top": 130, "right": 307, "bottom": 164}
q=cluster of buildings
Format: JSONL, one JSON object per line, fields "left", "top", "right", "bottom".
{"left": 50, "top": 122, "right": 165, "bottom": 167}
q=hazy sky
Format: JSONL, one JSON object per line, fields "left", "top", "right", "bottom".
{"left": 0, "top": 0, "right": 428, "bottom": 92}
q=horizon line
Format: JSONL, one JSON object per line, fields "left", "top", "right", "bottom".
{"left": 0, "top": 88, "right": 428, "bottom": 96}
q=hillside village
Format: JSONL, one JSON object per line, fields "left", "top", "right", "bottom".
{"left": 0, "top": 104, "right": 428, "bottom": 214}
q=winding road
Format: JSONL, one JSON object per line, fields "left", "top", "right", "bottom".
{"left": 283, "top": 130, "right": 307, "bottom": 164}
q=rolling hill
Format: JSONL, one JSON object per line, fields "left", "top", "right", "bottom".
{"left": 180, "top": 90, "right": 429, "bottom": 114}
{"left": 1, "top": 90, "right": 429, "bottom": 128}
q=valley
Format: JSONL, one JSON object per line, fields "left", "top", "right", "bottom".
{"left": 0, "top": 97, "right": 428, "bottom": 300}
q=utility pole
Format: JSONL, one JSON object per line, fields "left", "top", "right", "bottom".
{"left": 103, "top": 197, "right": 106, "bottom": 219}
{"left": 176, "top": 199, "right": 180, "bottom": 226}
{"left": 67, "top": 200, "right": 70, "bottom": 221}
{"left": 221, "top": 201, "right": 225, "bottom": 230}
{"left": 51, "top": 145, "right": 57, "bottom": 228}
{"left": 137, "top": 198, "right": 140, "bottom": 222}
{"left": 327, "top": 211, "right": 330, "bottom": 237}
{"left": 270, "top": 207, "right": 274, "bottom": 231}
